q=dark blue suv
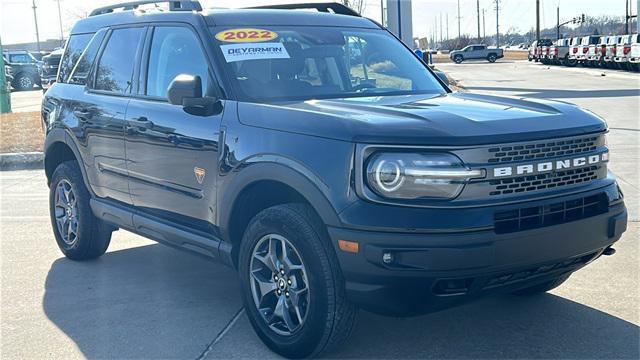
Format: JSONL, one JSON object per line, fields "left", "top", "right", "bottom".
{"left": 42, "top": 1, "right": 627, "bottom": 358}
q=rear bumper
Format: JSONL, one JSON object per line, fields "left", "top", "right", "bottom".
{"left": 614, "top": 57, "right": 629, "bottom": 63}
{"left": 329, "top": 186, "right": 627, "bottom": 316}
{"left": 629, "top": 57, "right": 640, "bottom": 63}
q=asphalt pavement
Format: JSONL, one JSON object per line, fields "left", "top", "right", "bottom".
{"left": 1, "top": 61, "right": 638, "bottom": 359}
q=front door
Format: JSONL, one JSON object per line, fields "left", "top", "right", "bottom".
{"left": 125, "top": 25, "right": 223, "bottom": 231}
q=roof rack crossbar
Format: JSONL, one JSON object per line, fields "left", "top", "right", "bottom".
{"left": 89, "top": 0, "right": 202, "bottom": 17}
{"left": 246, "top": 2, "right": 360, "bottom": 17}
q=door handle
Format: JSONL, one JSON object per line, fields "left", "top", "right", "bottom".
{"left": 128, "top": 116, "right": 153, "bottom": 129}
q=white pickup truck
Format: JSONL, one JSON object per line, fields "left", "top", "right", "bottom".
{"left": 449, "top": 44, "right": 504, "bottom": 64}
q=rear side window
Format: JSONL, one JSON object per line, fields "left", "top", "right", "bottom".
{"left": 68, "top": 30, "right": 106, "bottom": 85}
{"left": 146, "top": 26, "right": 209, "bottom": 98}
{"left": 94, "top": 27, "right": 145, "bottom": 94}
{"left": 58, "top": 34, "right": 93, "bottom": 83}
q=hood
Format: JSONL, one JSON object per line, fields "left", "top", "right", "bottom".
{"left": 237, "top": 92, "right": 607, "bottom": 146}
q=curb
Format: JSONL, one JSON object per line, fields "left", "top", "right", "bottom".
{"left": 0, "top": 152, "right": 44, "bottom": 170}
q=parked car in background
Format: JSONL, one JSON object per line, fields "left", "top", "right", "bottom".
{"left": 4, "top": 64, "right": 13, "bottom": 91}
{"left": 603, "top": 35, "right": 621, "bottom": 67}
{"left": 586, "top": 36, "right": 607, "bottom": 67}
{"left": 552, "top": 38, "right": 574, "bottom": 66}
{"left": 2, "top": 50, "right": 41, "bottom": 90}
{"left": 576, "top": 35, "right": 599, "bottom": 65}
{"left": 536, "top": 39, "right": 553, "bottom": 63}
{"left": 449, "top": 44, "right": 503, "bottom": 63}
{"left": 629, "top": 36, "right": 640, "bottom": 71}
{"left": 40, "top": 48, "right": 63, "bottom": 92}
{"left": 528, "top": 40, "right": 539, "bottom": 61}
{"left": 568, "top": 36, "right": 581, "bottom": 62}
{"left": 614, "top": 34, "right": 639, "bottom": 70}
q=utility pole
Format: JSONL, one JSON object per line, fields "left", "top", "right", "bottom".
{"left": 446, "top": 13, "right": 449, "bottom": 41}
{"left": 55, "top": 0, "right": 64, "bottom": 47}
{"left": 626, "top": 0, "right": 629, "bottom": 34}
{"left": 477, "top": 0, "right": 481, "bottom": 42}
{"left": 457, "top": 0, "right": 462, "bottom": 39}
{"left": 440, "top": 12, "right": 443, "bottom": 44}
{"left": 495, "top": 0, "right": 500, "bottom": 47}
{"left": 32, "top": 0, "right": 41, "bottom": 53}
{"left": 483, "top": 9, "right": 486, "bottom": 40}
{"left": 380, "top": 0, "right": 385, "bottom": 26}
{"left": 536, "top": 0, "right": 540, "bottom": 42}
{"left": 556, "top": 6, "right": 560, "bottom": 40}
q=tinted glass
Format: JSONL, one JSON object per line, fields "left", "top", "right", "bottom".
{"left": 9, "top": 54, "right": 33, "bottom": 63}
{"left": 146, "top": 26, "right": 209, "bottom": 98}
{"left": 95, "top": 27, "right": 144, "bottom": 93}
{"left": 58, "top": 34, "right": 92, "bottom": 83}
{"left": 212, "top": 26, "right": 444, "bottom": 101}
{"left": 68, "top": 30, "right": 106, "bottom": 85}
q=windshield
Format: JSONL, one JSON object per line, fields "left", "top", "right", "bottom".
{"left": 211, "top": 26, "right": 445, "bottom": 101}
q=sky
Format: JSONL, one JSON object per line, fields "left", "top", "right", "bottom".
{"left": 1, "top": 0, "right": 637, "bottom": 45}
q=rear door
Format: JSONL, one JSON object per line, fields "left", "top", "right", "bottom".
{"left": 79, "top": 26, "right": 146, "bottom": 203}
{"left": 124, "top": 24, "right": 224, "bottom": 231}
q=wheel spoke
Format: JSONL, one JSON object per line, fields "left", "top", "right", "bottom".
{"left": 251, "top": 270, "right": 277, "bottom": 303}
{"left": 282, "top": 299, "right": 296, "bottom": 331}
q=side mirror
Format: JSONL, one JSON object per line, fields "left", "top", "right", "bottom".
{"left": 167, "top": 74, "right": 202, "bottom": 106}
{"left": 433, "top": 70, "right": 450, "bottom": 85}
{"left": 167, "top": 74, "right": 221, "bottom": 116}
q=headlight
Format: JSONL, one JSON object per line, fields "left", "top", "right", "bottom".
{"left": 365, "top": 152, "right": 483, "bottom": 200}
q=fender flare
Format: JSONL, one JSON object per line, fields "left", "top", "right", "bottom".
{"left": 43, "top": 128, "right": 93, "bottom": 195}
{"left": 218, "top": 159, "right": 343, "bottom": 242}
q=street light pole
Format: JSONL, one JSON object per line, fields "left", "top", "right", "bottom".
{"left": 32, "top": 0, "right": 41, "bottom": 53}
{"left": 56, "top": 0, "right": 64, "bottom": 47}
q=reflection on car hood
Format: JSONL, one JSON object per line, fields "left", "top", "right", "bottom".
{"left": 237, "top": 92, "right": 607, "bottom": 145}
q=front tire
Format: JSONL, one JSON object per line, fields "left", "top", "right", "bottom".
{"left": 453, "top": 55, "right": 463, "bottom": 64}
{"left": 239, "top": 204, "right": 357, "bottom": 358}
{"left": 49, "top": 161, "right": 112, "bottom": 260}
{"left": 12, "top": 73, "right": 34, "bottom": 90}
{"left": 511, "top": 274, "right": 570, "bottom": 295}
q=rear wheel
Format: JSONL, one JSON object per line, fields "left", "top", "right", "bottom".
{"left": 49, "top": 161, "right": 112, "bottom": 260}
{"left": 239, "top": 203, "right": 357, "bottom": 358}
{"left": 511, "top": 274, "right": 571, "bottom": 295}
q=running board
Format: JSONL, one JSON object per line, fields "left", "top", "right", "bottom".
{"left": 90, "top": 198, "right": 233, "bottom": 266}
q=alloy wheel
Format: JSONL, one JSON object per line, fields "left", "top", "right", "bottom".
{"left": 250, "top": 234, "right": 310, "bottom": 336}
{"left": 54, "top": 179, "right": 79, "bottom": 246}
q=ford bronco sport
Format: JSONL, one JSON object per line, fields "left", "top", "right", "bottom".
{"left": 42, "top": 1, "right": 628, "bottom": 358}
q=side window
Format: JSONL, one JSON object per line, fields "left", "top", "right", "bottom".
{"left": 68, "top": 30, "right": 106, "bottom": 85}
{"left": 146, "top": 26, "right": 209, "bottom": 98}
{"left": 94, "top": 27, "right": 145, "bottom": 93}
{"left": 346, "top": 35, "right": 412, "bottom": 90}
{"left": 58, "top": 34, "right": 92, "bottom": 83}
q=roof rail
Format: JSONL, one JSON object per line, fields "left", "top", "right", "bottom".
{"left": 246, "top": 2, "right": 360, "bottom": 17}
{"left": 89, "top": 0, "right": 202, "bottom": 17}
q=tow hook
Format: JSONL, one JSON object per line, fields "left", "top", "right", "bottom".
{"left": 603, "top": 247, "right": 616, "bottom": 256}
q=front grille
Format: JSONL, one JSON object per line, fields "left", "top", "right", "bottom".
{"left": 487, "top": 135, "right": 599, "bottom": 163}
{"left": 483, "top": 252, "right": 598, "bottom": 290}
{"left": 494, "top": 193, "right": 607, "bottom": 234}
{"left": 489, "top": 165, "right": 601, "bottom": 196}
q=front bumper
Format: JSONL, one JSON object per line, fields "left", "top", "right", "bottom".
{"left": 629, "top": 57, "right": 639, "bottom": 64}
{"left": 329, "top": 184, "right": 627, "bottom": 316}
{"left": 614, "top": 56, "right": 629, "bottom": 63}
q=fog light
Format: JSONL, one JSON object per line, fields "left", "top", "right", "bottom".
{"left": 382, "top": 252, "right": 394, "bottom": 264}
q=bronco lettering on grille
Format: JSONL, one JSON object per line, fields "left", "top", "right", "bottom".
{"left": 492, "top": 152, "right": 608, "bottom": 178}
